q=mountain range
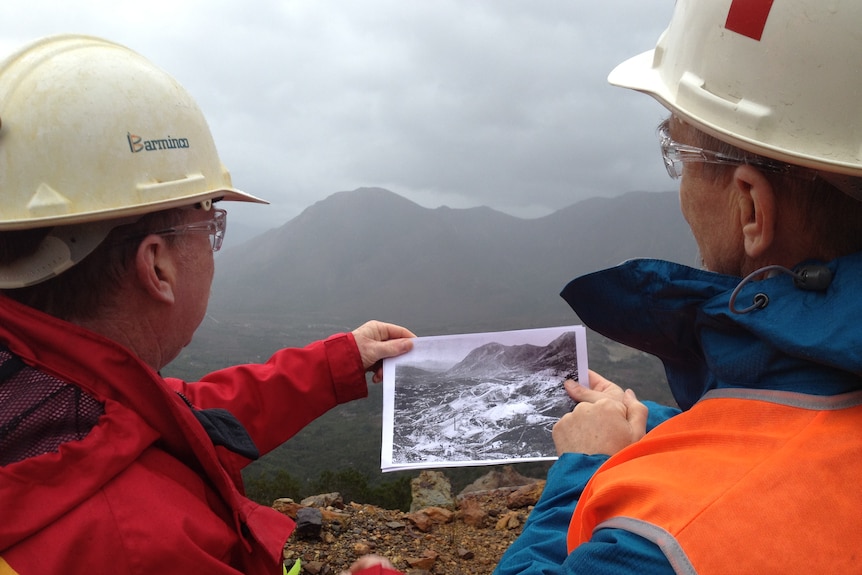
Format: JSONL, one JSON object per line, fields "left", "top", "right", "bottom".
{"left": 206, "top": 186, "right": 696, "bottom": 336}
{"left": 446, "top": 332, "right": 579, "bottom": 379}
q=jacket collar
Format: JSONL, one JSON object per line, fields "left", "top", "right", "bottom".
{"left": 562, "top": 254, "right": 862, "bottom": 410}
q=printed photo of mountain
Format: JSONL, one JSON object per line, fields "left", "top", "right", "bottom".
{"left": 381, "top": 325, "right": 587, "bottom": 471}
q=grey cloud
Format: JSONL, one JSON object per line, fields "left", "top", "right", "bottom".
{"left": 2, "top": 0, "right": 677, "bottom": 229}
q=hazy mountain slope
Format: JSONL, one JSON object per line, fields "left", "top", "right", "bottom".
{"left": 209, "top": 187, "right": 695, "bottom": 333}
{"left": 447, "top": 332, "right": 579, "bottom": 378}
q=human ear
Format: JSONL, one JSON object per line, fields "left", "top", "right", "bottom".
{"left": 134, "top": 236, "right": 177, "bottom": 304}
{"left": 734, "top": 164, "right": 776, "bottom": 260}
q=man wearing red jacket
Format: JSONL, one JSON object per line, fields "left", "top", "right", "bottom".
{"left": 0, "top": 35, "right": 412, "bottom": 575}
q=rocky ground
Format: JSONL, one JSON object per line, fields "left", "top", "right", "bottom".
{"left": 276, "top": 468, "right": 544, "bottom": 575}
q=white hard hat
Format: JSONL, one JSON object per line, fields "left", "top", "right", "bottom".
{"left": 609, "top": 0, "right": 862, "bottom": 181}
{"left": 0, "top": 34, "right": 267, "bottom": 287}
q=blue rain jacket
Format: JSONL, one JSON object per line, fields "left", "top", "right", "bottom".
{"left": 494, "top": 254, "right": 862, "bottom": 574}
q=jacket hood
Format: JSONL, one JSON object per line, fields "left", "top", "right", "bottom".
{"left": 562, "top": 255, "right": 862, "bottom": 410}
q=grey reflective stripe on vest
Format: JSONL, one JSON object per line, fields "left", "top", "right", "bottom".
{"left": 701, "top": 387, "right": 862, "bottom": 410}
{"left": 596, "top": 517, "right": 698, "bottom": 575}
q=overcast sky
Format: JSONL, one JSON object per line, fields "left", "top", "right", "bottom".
{"left": 2, "top": 0, "right": 677, "bottom": 231}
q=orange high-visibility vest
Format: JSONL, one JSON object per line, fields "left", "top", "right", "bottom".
{"left": 567, "top": 389, "right": 862, "bottom": 574}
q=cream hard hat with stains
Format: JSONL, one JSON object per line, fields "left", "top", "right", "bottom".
{"left": 0, "top": 34, "right": 267, "bottom": 287}
{"left": 608, "top": 0, "right": 862, "bottom": 198}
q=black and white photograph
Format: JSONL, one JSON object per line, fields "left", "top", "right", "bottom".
{"left": 381, "top": 325, "right": 587, "bottom": 472}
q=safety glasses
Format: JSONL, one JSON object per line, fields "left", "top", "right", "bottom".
{"left": 146, "top": 208, "right": 227, "bottom": 252}
{"left": 658, "top": 120, "right": 817, "bottom": 182}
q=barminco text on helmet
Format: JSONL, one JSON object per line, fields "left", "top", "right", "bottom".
{"left": 127, "top": 133, "right": 191, "bottom": 153}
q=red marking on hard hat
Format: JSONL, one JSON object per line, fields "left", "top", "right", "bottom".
{"left": 725, "top": 0, "right": 774, "bottom": 41}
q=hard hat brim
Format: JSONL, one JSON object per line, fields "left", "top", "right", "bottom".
{"left": 0, "top": 218, "right": 133, "bottom": 289}
{"left": 0, "top": 187, "right": 268, "bottom": 288}
{"left": 607, "top": 49, "right": 662, "bottom": 96}
{"left": 0, "top": 187, "right": 269, "bottom": 231}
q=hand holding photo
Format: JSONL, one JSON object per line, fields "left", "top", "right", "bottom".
{"left": 381, "top": 325, "right": 587, "bottom": 472}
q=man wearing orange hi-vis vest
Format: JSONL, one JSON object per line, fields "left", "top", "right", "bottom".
{"left": 495, "top": 1, "right": 862, "bottom": 573}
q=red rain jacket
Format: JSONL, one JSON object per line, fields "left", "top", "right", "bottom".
{"left": 0, "top": 295, "right": 371, "bottom": 574}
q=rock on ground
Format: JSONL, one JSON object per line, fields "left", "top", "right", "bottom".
{"left": 279, "top": 483, "right": 543, "bottom": 575}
